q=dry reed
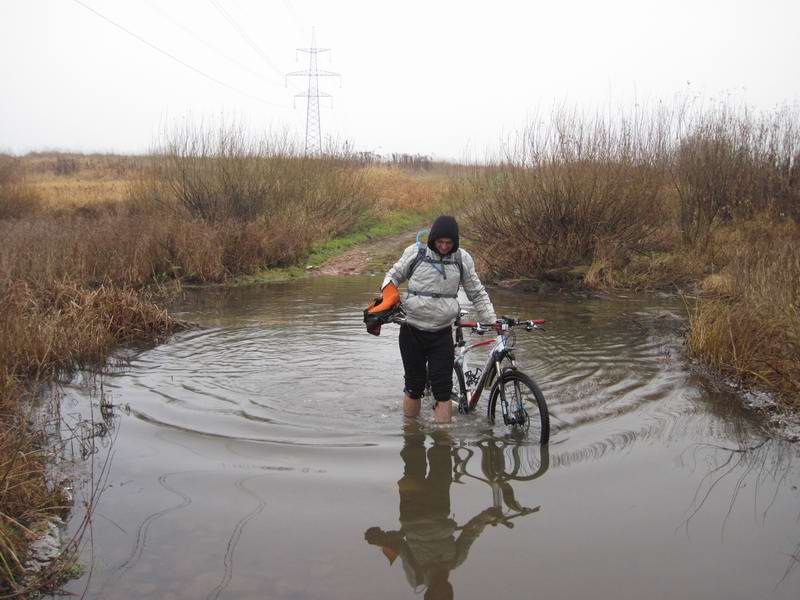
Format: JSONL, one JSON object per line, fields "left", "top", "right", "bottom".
{"left": 0, "top": 154, "right": 43, "bottom": 219}
{"left": 129, "top": 123, "right": 372, "bottom": 237}
{"left": 0, "top": 279, "right": 179, "bottom": 592}
{"left": 363, "top": 166, "right": 451, "bottom": 213}
{"left": 458, "top": 109, "right": 669, "bottom": 278}
{"left": 0, "top": 396, "right": 68, "bottom": 594}
{"left": 687, "top": 220, "right": 800, "bottom": 405}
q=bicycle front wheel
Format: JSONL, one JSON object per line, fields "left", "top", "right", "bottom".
{"left": 451, "top": 364, "right": 468, "bottom": 413}
{"left": 488, "top": 369, "right": 550, "bottom": 444}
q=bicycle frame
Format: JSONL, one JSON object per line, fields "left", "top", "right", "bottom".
{"left": 454, "top": 319, "right": 516, "bottom": 413}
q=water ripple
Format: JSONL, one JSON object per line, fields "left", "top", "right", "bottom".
{"left": 98, "top": 277, "right": 763, "bottom": 454}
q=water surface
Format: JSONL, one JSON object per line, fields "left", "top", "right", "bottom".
{"left": 53, "top": 276, "right": 800, "bottom": 599}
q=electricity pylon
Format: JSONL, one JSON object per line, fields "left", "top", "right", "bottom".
{"left": 286, "top": 28, "right": 340, "bottom": 155}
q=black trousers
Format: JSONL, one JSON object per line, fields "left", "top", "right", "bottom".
{"left": 398, "top": 323, "right": 454, "bottom": 402}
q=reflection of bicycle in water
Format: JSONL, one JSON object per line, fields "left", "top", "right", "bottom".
{"left": 365, "top": 426, "right": 549, "bottom": 600}
{"left": 453, "top": 438, "right": 549, "bottom": 530}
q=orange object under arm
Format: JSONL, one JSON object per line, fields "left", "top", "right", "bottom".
{"left": 368, "top": 282, "right": 400, "bottom": 313}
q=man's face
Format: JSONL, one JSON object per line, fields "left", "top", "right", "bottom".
{"left": 435, "top": 238, "right": 453, "bottom": 255}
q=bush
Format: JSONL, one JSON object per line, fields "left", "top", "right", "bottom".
{"left": 129, "top": 123, "right": 373, "bottom": 239}
{"left": 455, "top": 110, "right": 667, "bottom": 278}
{"left": 670, "top": 105, "right": 800, "bottom": 246}
{"left": 456, "top": 104, "right": 800, "bottom": 278}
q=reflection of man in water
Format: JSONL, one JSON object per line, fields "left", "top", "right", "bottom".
{"left": 365, "top": 428, "right": 496, "bottom": 600}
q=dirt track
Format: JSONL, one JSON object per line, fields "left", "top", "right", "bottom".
{"left": 317, "top": 229, "right": 419, "bottom": 276}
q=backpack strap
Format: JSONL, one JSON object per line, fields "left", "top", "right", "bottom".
{"left": 406, "top": 247, "right": 464, "bottom": 282}
{"left": 406, "top": 245, "right": 427, "bottom": 280}
{"left": 406, "top": 289, "right": 458, "bottom": 299}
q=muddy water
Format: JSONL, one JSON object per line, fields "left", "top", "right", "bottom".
{"left": 53, "top": 276, "right": 799, "bottom": 600}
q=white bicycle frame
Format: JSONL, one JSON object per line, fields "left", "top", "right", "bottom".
{"left": 454, "top": 316, "right": 517, "bottom": 414}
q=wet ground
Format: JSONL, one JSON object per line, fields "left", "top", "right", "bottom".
{"left": 52, "top": 276, "right": 800, "bottom": 599}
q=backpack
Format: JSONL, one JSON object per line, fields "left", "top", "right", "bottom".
{"left": 406, "top": 229, "right": 463, "bottom": 282}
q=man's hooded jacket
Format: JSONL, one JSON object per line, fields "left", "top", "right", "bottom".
{"left": 382, "top": 216, "right": 496, "bottom": 331}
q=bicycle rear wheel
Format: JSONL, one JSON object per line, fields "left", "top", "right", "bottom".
{"left": 488, "top": 369, "right": 550, "bottom": 444}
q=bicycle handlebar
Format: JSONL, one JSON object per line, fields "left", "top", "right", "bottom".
{"left": 457, "top": 316, "right": 545, "bottom": 333}
{"left": 387, "top": 313, "right": 545, "bottom": 333}
{"left": 453, "top": 505, "right": 541, "bottom": 532}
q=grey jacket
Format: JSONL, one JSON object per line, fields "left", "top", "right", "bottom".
{"left": 382, "top": 245, "right": 496, "bottom": 331}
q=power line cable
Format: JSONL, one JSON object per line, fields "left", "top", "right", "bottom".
{"left": 208, "top": 0, "right": 301, "bottom": 92}
{"left": 70, "top": 0, "right": 288, "bottom": 108}
{"left": 207, "top": 0, "right": 280, "bottom": 76}
{"left": 141, "top": 0, "right": 285, "bottom": 90}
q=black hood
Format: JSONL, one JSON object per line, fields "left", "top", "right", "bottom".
{"left": 427, "top": 215, "right": 460, "bottom": 255}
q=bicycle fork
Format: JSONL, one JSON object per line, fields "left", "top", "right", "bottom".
{"left": 497, "top": 359, "right": 526, "bottom": 426}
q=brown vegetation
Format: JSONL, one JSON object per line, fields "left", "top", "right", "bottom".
{"left": 130, "top": 126, "right": 370, "bottom": 232}
{"left": 0, "top": 154, "right": 43, "bottom": 219}
{"left": 456, "top": 108, "right": 676, "bottom": 276}
{"left": 0, "top": 125, "right": 387, "bottom": 592}
{"left": 363, "top": 165, "right": 451, "bottom": 213}
{"left": 687, "top": 220, "right": 800, "bottom": 407}
{"left": 0, "top": 281, "right": 178, "bottom": 593}
{"left": 457, "top": 104, "right": 800, "bottom": 407}
{"left": 13, "top": 152, "right": 146, "bottom": 210}
{"left": 671, "top": 104, "right": 800, "bottom": 246}
{"left": 0, "top": 396, "right": 68, "bottom": 594}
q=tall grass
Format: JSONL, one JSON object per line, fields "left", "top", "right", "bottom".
{"left": 0, "top": 154, "right": 42, "bottom": 219}
{"left": 0, "top": 394, "right": 68, "bottom": 593}
{"left": 671, "top": 104, "right": 800, "bottom": 246}
{"left": 131, "top": 124, "right": 371, "bottom": 233}
{"left": 363, "top": 165, "right": 451, "bottom": 214}
{"left": 0, "top": 281, "right": 178, "bottom": 592}
{"left": 458, "top": 104, "right": 799, "bottom": 277}
{"left": 23, "top": 152, "right": 148, "bottom": 179}
{"left": 687, "top": 220, "right": 800, "bottom": 406}
{"left": 0, "top": 281, "right": 179, "bottom": 380}
{"left": 2, "top": 127, "right": 377, "bottom": 288}
{"left": 0, "top": 212, "right": 304, "bottom": 287}
{"left": 455, "top": 109, "right": 669, "bottom": 277}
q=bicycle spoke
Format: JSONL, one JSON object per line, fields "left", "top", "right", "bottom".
{"left": 488, "top": 371, "right": 549, "bottom": 444}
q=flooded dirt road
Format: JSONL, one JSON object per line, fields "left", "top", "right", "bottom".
{"left": 53, "top": 276, "right": 800, "bottom": 599}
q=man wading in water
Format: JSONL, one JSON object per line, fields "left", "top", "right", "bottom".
{"left": 365, "top": 215, "right": 496, "bottom": 423}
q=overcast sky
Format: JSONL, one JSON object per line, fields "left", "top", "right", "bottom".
{"left": 1, "top": 0, "right": 799, "bottom": 159}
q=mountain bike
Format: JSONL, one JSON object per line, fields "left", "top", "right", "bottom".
{"left": 391, "top": 309, "right": 550, "bottom": 443}
{"left": 451, "top": 313, "right": 550, "bottom": 443}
